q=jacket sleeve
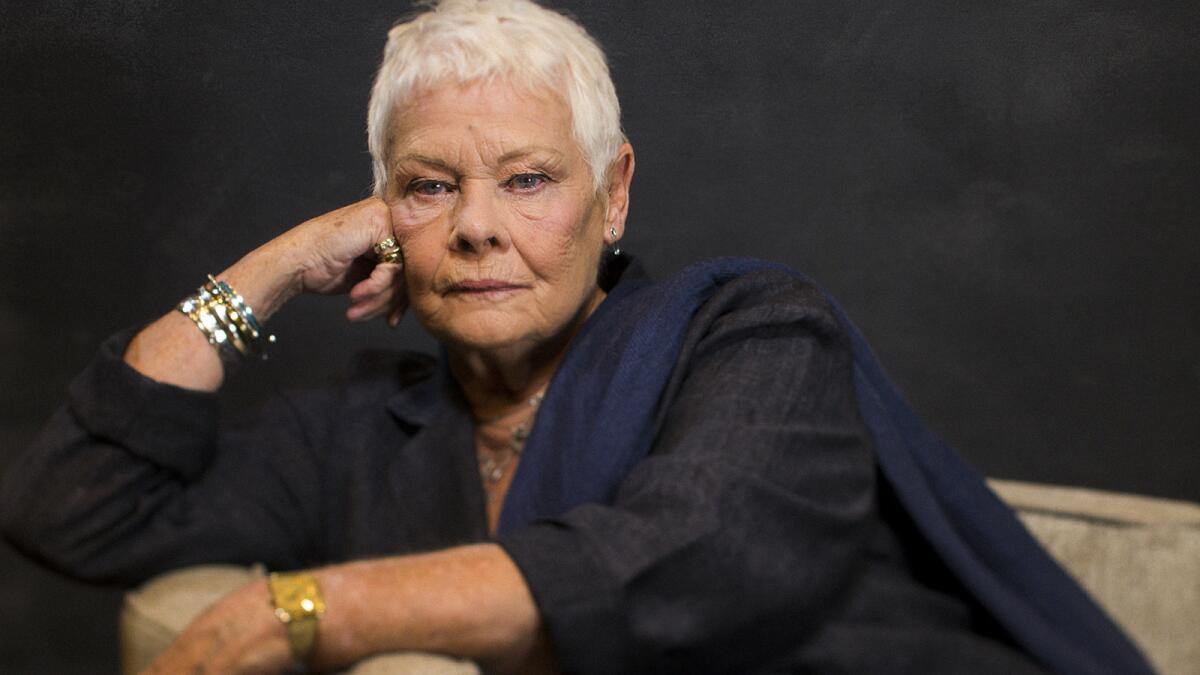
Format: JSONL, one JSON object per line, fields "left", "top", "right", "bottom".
{"left": 0, "top": 328, "right": 326, "bottom": 585}
{"left": 498, "top": 272, "right": 878, "bottom": 674}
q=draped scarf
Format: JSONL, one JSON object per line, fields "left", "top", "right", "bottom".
{"left": 498, "top": 256, "right": 1152, "bottom": 675}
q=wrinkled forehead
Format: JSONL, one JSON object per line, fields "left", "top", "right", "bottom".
{"left": 385, "top": 77, "right": 580, "bottom": 167}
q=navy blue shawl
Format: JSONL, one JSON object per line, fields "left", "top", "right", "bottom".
{"left": 499, "top": 257, "right": 1153, "bottom": 675}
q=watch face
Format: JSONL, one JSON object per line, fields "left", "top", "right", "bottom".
{"left": 271, "top": 574, "right": 326, "bottom": 621}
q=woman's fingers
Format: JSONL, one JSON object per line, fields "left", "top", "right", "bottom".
{"left": 387, "top": 294, "right": 408, "bottom": 327}
{"left": 346, "top": 260, "right": 406, "bottom": 323}
{"left": 141, "top": 580, "right": 290, "bottom": 674}
{"left": 295, "top": 197, "right": 397, "bottom": 295}
{"left": 348, "top": 260, "right": 400, "bottom": 301}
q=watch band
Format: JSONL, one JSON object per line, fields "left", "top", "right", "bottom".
{"left": 267, "top": 571, "right": 326, "bottom": 662}
{"left": 283, "top": 612, "right": 320, "bottom": 660}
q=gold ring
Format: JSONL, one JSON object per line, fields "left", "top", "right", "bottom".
{"left": 373, "top": 237, "right": 402, "bottom": 264}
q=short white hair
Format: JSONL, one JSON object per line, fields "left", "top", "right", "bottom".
{"left": 367, "top": 0, "right": 624, "bottom": 195}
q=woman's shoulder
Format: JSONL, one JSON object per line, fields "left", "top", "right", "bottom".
{"left": 669, "top": 258, "right": 847, "bottom": 347}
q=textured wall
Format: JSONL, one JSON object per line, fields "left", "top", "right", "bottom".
{"left": 2, "top": 1, "right": 1198, "bottom": 671}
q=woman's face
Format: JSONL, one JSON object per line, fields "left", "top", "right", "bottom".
{"left": 384, "top": 79, "right": 630, "bottom": 353}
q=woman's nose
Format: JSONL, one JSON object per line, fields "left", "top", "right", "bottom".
{"left": 449, "top": 183, "right": 507, "bottom": 254}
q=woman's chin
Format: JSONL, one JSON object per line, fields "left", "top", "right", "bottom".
{"left": 413, "top": 291, "right": 598, "bottom": 358}
{"left": 423, "top": 315, "right": 543, "bottom": 354}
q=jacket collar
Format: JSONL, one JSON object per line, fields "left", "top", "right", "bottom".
{"left": 385, "top": 351, "right": 459, "bottom": 430}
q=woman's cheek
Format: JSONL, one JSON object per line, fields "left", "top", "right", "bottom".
{"left": 511, "top": 192, "right": 594, "bottom": 240}
{"left": 387, "top": 201, "right": 444, "bottom": 297}
{"left": 510, "top": 196, "right": 555, "bottom": 225}
{"left": 391, "top": 202, "right": 448, "bottom": 257}
{"left": 389, "top": 199, "right": 442, "bottom": 235}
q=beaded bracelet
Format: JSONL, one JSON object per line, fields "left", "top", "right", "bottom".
{"left": 178, "top": 276, "right": 275, "bottom": 367}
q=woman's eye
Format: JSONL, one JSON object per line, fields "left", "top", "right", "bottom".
{"left": 506, "top": 173, "right": 547, "bottom": 192}
{"left": 408, "top": 180, "right": 453, "bottom": 196}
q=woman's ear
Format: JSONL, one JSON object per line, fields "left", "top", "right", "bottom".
{"left": 603, "top": 143, "right": 635, "bottom": 245}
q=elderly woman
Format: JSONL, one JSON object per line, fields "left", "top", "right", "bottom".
{"left": 0, "top": 1, "right": 1152, "bottom": 674}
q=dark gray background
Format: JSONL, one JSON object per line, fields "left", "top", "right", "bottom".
{"left": 2, "top": 0, "right": 1197, "bottom": 671}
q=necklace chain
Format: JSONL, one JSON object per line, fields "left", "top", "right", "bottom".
{"left": 477, "top": 390, "right": 545, "bottom": 484}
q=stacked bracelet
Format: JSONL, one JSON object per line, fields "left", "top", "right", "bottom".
{"left": 178, "top": 275, "right": 276, "bottom": 366}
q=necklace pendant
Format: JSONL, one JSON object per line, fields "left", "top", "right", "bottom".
{"left": 479, "top": 455, "right": 500, "bottom": 483}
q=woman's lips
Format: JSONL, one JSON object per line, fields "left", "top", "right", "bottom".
{"left": 445, "top": 279, "right": 529, "bottom": 298}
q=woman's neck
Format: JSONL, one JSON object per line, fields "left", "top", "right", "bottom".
{"left": 449, "top": 287, "right": 606, "bottom": 421}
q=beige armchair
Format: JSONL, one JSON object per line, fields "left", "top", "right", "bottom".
{"left": 986, "top": 479, "right": 1200, "bottom": 675}
{"left": 120, "top": 480, "right": 1200, "bottom": 675}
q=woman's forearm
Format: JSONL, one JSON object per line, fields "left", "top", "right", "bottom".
{"left": 144, "top": 544, "right": 555, "bottom": 674}
{"left": 311, "top": 544, "right": 555, "bottom": 673}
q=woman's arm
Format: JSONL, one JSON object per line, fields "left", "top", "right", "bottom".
{"left": 144, "top": 544, "right": 555, "bottom": 675}
{"left": 125, "top": 197, "right": 405, "bottom": 392}
{"left": 0, "top": 198, "right": 407, "bottom": 582}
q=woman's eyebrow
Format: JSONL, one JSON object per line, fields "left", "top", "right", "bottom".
{"left": 496, "top": 146, "right": 564, "bottom": 165}
{"left": 392, "top": 154, "right": 456, "bottom": 172}
{"left": 392, "top": 148, "right": 562, "bottom": 172}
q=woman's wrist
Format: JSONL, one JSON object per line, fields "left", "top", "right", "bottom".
{"left": 216, "top": 240, "right": 307, "bottom": 324}
{"left": 123, "top": 238, "right": 303, "bottom": 391}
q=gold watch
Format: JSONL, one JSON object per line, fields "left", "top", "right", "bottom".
{"left": 267, "top": 571, "right": 326, "bottom": 662}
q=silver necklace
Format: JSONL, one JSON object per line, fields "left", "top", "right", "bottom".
{"left": 477, "top": 391, "right": 545, "bottom": 484}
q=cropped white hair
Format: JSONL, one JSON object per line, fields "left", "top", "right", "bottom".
{"left": 367, "top": 0, "right": 625, "bottom": 194}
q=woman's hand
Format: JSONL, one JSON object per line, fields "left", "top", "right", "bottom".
{"left": 141, "top": 579, "right": 292, "bottom": 675}
{"left": 260, "top": 197, "right": 407, "bottom": 326}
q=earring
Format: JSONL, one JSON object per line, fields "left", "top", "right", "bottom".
{"left": 610, "top": 226, "right": 621, "bottom": 256}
